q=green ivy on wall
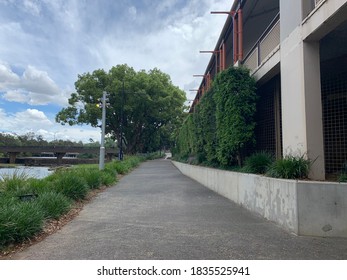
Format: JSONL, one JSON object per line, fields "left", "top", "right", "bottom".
{"left": 174, "top": 66, "right": 257, "bottom": 167}
{"left": 214, "top": 66, "right": 257, "bottom": 166}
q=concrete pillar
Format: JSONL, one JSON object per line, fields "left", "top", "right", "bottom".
{"left": 55, "top": 153, "right": 66, "bottom": 165}
{"left": 9, "top": 152, "right": 19, "bottom": 164}
{"left": 280, "top": 22, "right": 325, "bottom": 180}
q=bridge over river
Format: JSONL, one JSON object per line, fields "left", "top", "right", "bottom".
{"left": 0, "top": 146, "right": 117, "bottom": 165}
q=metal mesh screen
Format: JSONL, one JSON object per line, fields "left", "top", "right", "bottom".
{"left": 254, "top": 75, "right": 282, "bottom": 156}
{"left": 244, "top": 48, "right": 258, "bottom": 72}
{"left": 321, "top": 69, "right": 347, "bottom": 174}
{"left": 259, "top": 21, "right": 280, "bottom": 62}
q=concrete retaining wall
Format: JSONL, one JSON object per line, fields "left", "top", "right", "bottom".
{"left": 172, "top": 161, "right": 347, "bottom": 237}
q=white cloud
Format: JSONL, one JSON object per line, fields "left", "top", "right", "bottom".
{"left": 16, "top": 109, "right": 52, "bottom": 124}
{"left": 3, "top": 90, "right": 28, "bottom": 103}
{"left": 22, "top": 66, "right": 60, "bottom": 95}
{"left": 23, "top": 0, "right": 41, "bottom": 16}
{"left": 0, "top": 108, "right": 51, "bottom": 132}
{"left": 0, "top": 63, "right": 69, "bottom": 106}
{"left": 0, "top": 61, "right": 20, "bottom": 87}
{"left": 155, "top": 0, "right": 180, "bottom": 14}
{"left": 128, "top": 6, "right": 137, "bottom": 19}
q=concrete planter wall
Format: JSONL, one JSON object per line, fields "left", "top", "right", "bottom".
{"left": 172, "top": 161, "right": 347, "bottom": 238}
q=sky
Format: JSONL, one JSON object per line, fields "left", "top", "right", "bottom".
{"left": 0, "top": 0, "right": 231, "bottom": 143}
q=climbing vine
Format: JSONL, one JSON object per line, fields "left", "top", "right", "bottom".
{"left": 174, "top": 66, "right": 257, "bottom": 167}
{"left": 214, "top": 66, "right": 257, "bottom": 166}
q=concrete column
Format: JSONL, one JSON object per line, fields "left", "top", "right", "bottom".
{"left": 55, "top": 153, "right": 66, "bottom": 165}
{"left": 9, "top": 152, "right": 19, "bottom": 164}
{"left": 302, "top": 42, "right": 325, "bottom": 180}
{"left": 280, "top": 27, "right": 325, "bottom": 180}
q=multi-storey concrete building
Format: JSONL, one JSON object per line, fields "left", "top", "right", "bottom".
{"left": 191, "top": 0, "right": 347, "bottom": 180}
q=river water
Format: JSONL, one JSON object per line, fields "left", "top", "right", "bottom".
{"left": 0, "top": 166, "right": 53, "bottom": 180}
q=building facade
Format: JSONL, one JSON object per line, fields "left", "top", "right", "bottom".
{"left": 191, "top": 0, "right": 347, "bottom": 180}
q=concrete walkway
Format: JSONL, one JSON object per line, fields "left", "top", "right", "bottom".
{"left": 10, "top": 159, "right": 347, "bottom": 259}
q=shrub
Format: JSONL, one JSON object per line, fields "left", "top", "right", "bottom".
{"left": 104, "top": 164, "right": 118, "bottom": 176}
{"left": 27, "top": 178, "right": 53, "bottom": 194}
{"left": 75, "top": 168, "right": 103, "bottom": 189}
{"left": 126, "top": 156, "right": 142, "bottom": 167}
{"left": 242, "top": 152, "right": 274, "bottom": 174}
{"left": 145, "top": 152, "right": 164, "bottom": 160}
{"left": 0, "top": 170, "right": 29, "bottom": 193}
{"left": 108, "top": 160, "right": 131, "bottom": 175}
{"left": 338, "top": 173, "right": 347, "bottom": 183}
{"left": 100, "top": 171, "right": 117, "bottom": 186}
{"left": 267, "top": 155, "right": 311, "bottom": 179}
{"left": 0, "top": 200, "right": 44, "bottom": 247}
{"left": 339, "top": 162, "right": 347, "bottom": 182}
{"left": 36, "top": 192, "right": 72, "bottom": 220}
{"left": 52, "top": 171, "right": 89, "bottom": 201}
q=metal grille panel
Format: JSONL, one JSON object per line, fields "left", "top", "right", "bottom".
{"left": 259, "top": 21, "right": 280, "bottom": 62}
{"left": 254, "top": 75, "right": 282, "bottom": 157}
{"left": 322, "top": 71, "right": 347, "bottom": 174}
{"left": 244, "top": 48, "right": 258, "bottom": 72}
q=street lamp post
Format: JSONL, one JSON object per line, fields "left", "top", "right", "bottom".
{"left": 119, "top": 80, "right": 124, "bottom": 161}
{"left": 99, "top": 91, "right": 107, "bottom": 170}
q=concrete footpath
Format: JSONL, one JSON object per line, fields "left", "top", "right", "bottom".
{"left": 10, "top": 159, "right": 347, "bottom": 259}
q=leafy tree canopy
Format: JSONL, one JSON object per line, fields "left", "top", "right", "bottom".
{"left": 56, "top": 64, "right": 186, "bottom": 154}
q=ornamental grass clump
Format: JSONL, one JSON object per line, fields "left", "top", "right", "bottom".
{"left": 0, "top": 170, "right": 29, "bottom": 193}
{"left": 266, "top": 155, "right": 311, "bottom": 179}
{"left": 242, "top": 152, "right": 274, "bottom": 174}
{"left": 52, "top": 171, "right": 89, "bottom": 201}
{"left": 27, "top": 178, "right": 53, "bottom": 195}
{"left": 35, "top": 192, "right": 72, "bottom": 220}
{"left": 75, "top": 167, "right": 103, "bottom": 189}
{"left": 115, "top": 161, "right": 131, "bottom": 174}
{"left": 338, "top": 173, "right": 347, "bottom": 183}
{"left": 107, "top": 157, "right": 141, "bottom": 175}
{"left": 100, "top": 170, "right": 117, "bottom": 186}
{"left": 338, "top": 162, "right": 347, "bottom": 182}
{"left": 0, "top": 199, "right": 44, "bottom": 247}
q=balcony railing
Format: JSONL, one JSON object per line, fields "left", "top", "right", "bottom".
{"left": 303, "top": 0, "right": 325, "bottom": 18}
{"left": 243, "top": 13, "right": 280, "bottom": 73}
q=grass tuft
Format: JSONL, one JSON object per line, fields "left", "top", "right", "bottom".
{"left": 52, "top": 171, "right": 89, "bottom": 201}
{"left": 338, "top": 173, "right": 347, "bottom": 183}
{"left": 0, "top": 200, "right": 44, "bottom": 247}
{"left": 266, "top": 155, "right": 311, "bottom": 179}
{"left": 242, "top": 151, "right": 274, "bottom": 174}
{"left": 74, "top": 168, "right": 103, "bottom": 189}
{"left": 35, "top": 192, "right": 72, "bottom": 220}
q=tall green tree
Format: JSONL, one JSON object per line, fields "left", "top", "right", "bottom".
{"left": 56, "top": 64, "right": 186, "bottom": 154}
